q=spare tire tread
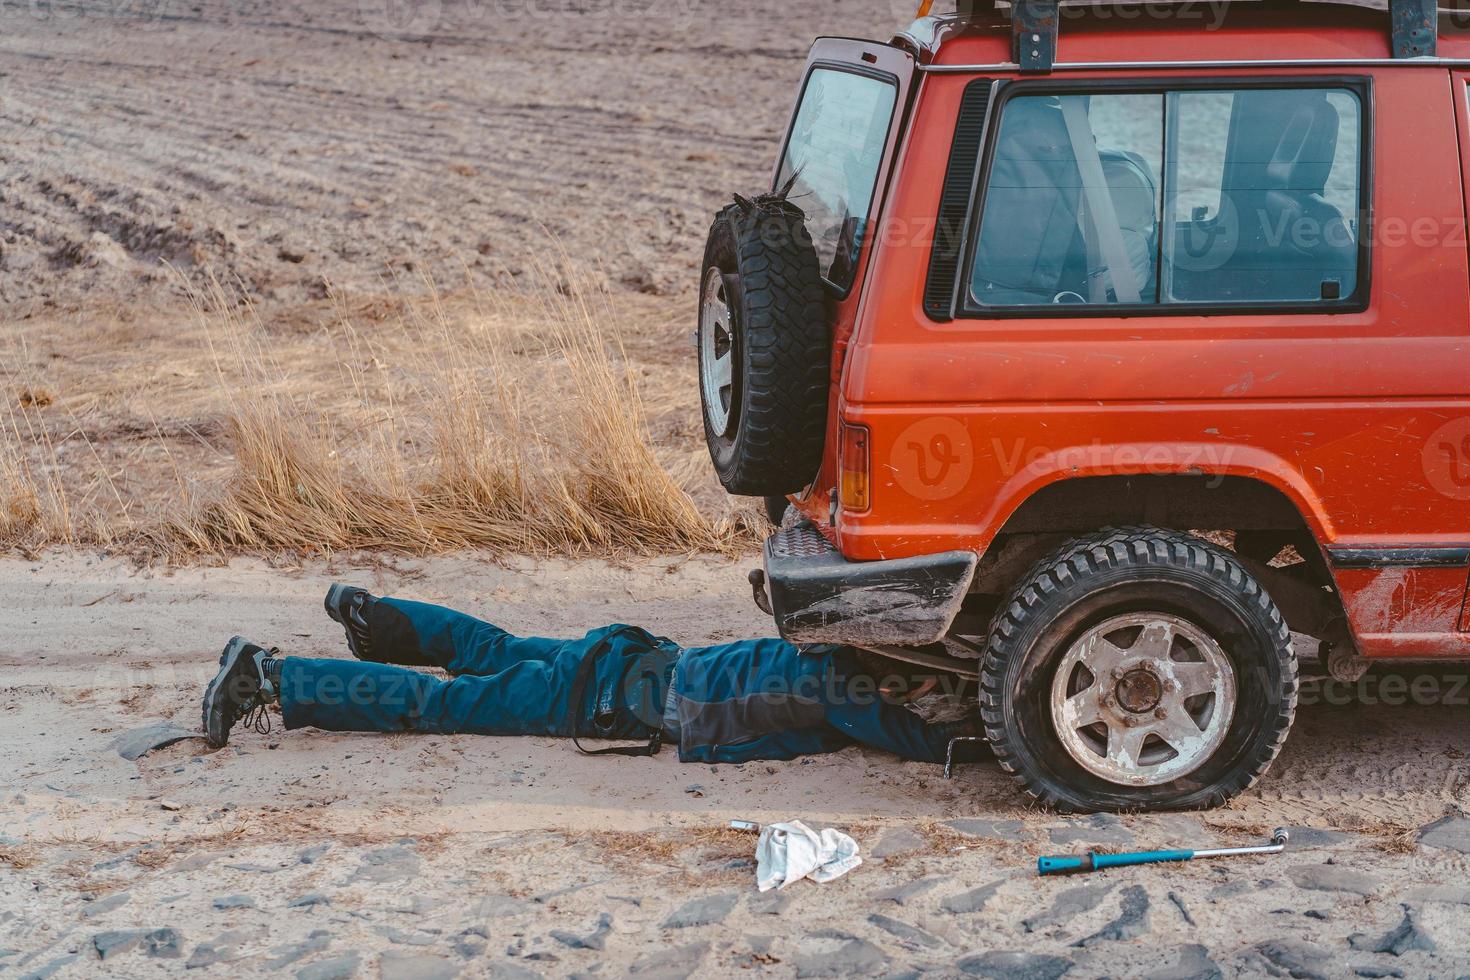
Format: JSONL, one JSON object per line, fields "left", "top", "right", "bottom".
{"left": 700, "top": 200, "right": 829, "bottom": 496}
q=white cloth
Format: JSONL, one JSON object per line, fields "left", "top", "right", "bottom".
{"left": 754, "top": 820, "right": 862, "bottom": 892}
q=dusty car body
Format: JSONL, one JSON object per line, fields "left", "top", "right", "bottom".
{"left": 699, "top": 0, "right": 1470, "bottom": 810}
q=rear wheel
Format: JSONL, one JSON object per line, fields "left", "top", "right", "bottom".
{"left": 980, "top": 526, "right": 1297, "bottom": 812}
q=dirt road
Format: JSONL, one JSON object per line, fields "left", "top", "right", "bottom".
{"left": 1, "top": 0, "right": 900, "bottom": 313}
{"left": 6, "top": 3, "right": 1470, "bottom": 977}
{"left": 4, "top": 553, "right": 1470, "bottom": 978}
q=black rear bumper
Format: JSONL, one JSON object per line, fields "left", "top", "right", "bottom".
{"left": 760, "top": 522, "right": 978, "bottom": 646}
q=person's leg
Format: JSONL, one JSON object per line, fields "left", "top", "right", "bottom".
{"left": 367, "top": 598, "right": 568, "bottom": 676}
{"left": 821, "top": 675, "right": 969, "bottom": 765}
{"left": 278, "top": 655, "right": 579, "bottom": 736}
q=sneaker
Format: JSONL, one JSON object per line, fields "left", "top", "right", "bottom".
{"left": 324, "top": 583, "right": 377, "bottom": 661}
{"left": 202, "top": 636, "right": 275, "bottom": 748}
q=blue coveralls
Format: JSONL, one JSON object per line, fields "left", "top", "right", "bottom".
{"left": 278, "top": 598, "right": 964, "bottom": 764}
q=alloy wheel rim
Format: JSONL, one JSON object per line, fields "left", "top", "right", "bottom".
{"left": 698, "top": 267, "right": 735, "bottom": 436}
{"left": 1049, "top": 612, "right": 1236, "bottom": 787}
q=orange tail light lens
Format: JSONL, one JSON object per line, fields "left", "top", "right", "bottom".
{"left": 840, "top": 422, "right": 871, "bottom": 513}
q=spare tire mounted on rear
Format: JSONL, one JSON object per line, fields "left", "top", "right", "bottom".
{"left": 698, "top": 196, "right": 830, "bottom": 497}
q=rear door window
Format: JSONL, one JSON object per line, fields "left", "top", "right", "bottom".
{"left": 965, "top": 85, "right": 1365, "bottom": 313}
{"left": 777, "top": 67, "right": 898, "bottom": 291}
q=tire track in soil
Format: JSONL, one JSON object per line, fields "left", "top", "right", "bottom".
{"left": 1, "top": 0, "right": 900, "bottom": 312}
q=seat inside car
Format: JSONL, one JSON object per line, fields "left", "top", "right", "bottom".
{"left": 1205, "top": 90, "right": 1356, "bottom": 302}
{"left": 971, "top": 97, "right": 1160, "bottom": 306}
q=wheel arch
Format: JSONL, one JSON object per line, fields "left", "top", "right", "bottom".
{"left": 967, "top": 474, "right": 1354, "bottom": 650}
{"left": 989, "top": 472, "right": 1320, "bottom": 540}
{"left": 975, "top": 445, "right": 1336, "bottom": 546}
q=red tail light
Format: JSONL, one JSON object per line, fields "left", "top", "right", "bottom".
{"left": 839, "top": 422, "right": 871, "bottom": 513}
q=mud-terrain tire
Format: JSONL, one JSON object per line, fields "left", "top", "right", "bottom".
{"left": 697, "top": 200, "right": 828, "bottom": 496}
{"left": 979, "top": 526, "right": 1298, "bottom": 813}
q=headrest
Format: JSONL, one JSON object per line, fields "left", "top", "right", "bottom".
{"left": 995, "top": 97, "right": 1073, "bottom": 165}
{"left": 1265, "top": 98, "right": 1340, "bottom": 196}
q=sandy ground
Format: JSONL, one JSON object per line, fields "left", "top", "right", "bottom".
{"left": 1, "top": 0, "right": 912, "bottom": 550}
{"left": 4, "top": 553, "right": 1470, "bottom": 979}
{"left": 6, "top": 3, "right": 1470, "bottom": 978}
{"left": 1, "top": 0, "right": 902, "bottom": 314}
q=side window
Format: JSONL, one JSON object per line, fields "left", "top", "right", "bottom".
{"left": 966, "top": 86, "right": 1364, "bottom": 311}
{"left": 971, "top": 93, "right": 1161, "bottom": 306}
{"left": 776, "top": 67, "right": 898, "bottom": 291}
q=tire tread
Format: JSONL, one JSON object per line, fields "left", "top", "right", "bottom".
{"left": 978, "top": 525, "right": 1298, "bottom": 813}
{"left": 698, "top": 202, "right": 829, "bottom": 496}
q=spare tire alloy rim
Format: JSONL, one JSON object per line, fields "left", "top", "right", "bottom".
{"left": 699, "top": 267, "right": 736, "bottom": 436}
{"left": 1049, "top": 613, "right": 1236, "bottom": 787}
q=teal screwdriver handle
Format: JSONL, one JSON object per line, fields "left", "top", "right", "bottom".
{"left": 1039, "top": 849, "right": 1195, "bottom": 876}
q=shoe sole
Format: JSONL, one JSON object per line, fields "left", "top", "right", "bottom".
{"left": 202, "top": 635, "right": 250, "bottom": 749}
{"left": 325, "top": 583, "right": 377, "bottom": 662}
{"left": 324, "top": 583, "right": 351, "bottom": 625}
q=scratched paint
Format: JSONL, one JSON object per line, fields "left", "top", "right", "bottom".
{"left": 784, "top": 582, "right": 971, "bottom": 647}
{"left": 1336, "top": 566, "right": 1470, "bottom": 654}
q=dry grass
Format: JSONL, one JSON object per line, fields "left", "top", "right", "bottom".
{"left": 1375, "top": 829, "right": 1420, "bottom": 855}
{"left": 580, "top": 829, "right": 689, "bottom": 865}
{"left": 0, "top": 845, "right": 39, "bottom": 869}
{"left": 1, "top": 264, "right": 759, "bottom": 561}
{"left": 131, "top": 845, "right": 176, "bottom": 870}
{"left": 1, "top": 399, "right": 94, "bottom": 551}
{"left": 1205, "top": 811, "right": 1424, "bottom": 854}
{"left": 684, "top": 824, "right": 762, "bottom": 858}
{"left": 580, "top": 825, "right": 755, "bottom": 871}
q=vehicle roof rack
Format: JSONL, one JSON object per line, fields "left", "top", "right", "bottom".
{"left": 950, "top": 0, "right": 1442, "bottom": 72}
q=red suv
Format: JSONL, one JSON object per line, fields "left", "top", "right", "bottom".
{"left": 697, "top": 0, "right": 1470, "bottom": 811}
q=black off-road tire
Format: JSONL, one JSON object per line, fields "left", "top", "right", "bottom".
{"left": 698, "top": 199, "right": 828, "bottom": 496}
{"left": 979, "top": 526, "right": 1298, "bottom": 813}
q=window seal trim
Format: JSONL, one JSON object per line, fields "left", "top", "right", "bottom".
{"left": 774, "top": 60, "right": 902, "bottom": 300}
{"left": 951, "top": 74, "right": 1375, "bottom": 321}
{"left": 944, "top": 80, "right": 1000, "bottom": 319}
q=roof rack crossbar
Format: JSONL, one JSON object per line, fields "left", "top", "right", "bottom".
{"left": 953, "top": 0, "right": 1440, "bottom": 71}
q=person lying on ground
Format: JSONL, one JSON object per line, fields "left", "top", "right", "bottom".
{"left": 200, "top": 585, "right": 974, "bottom": 765}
